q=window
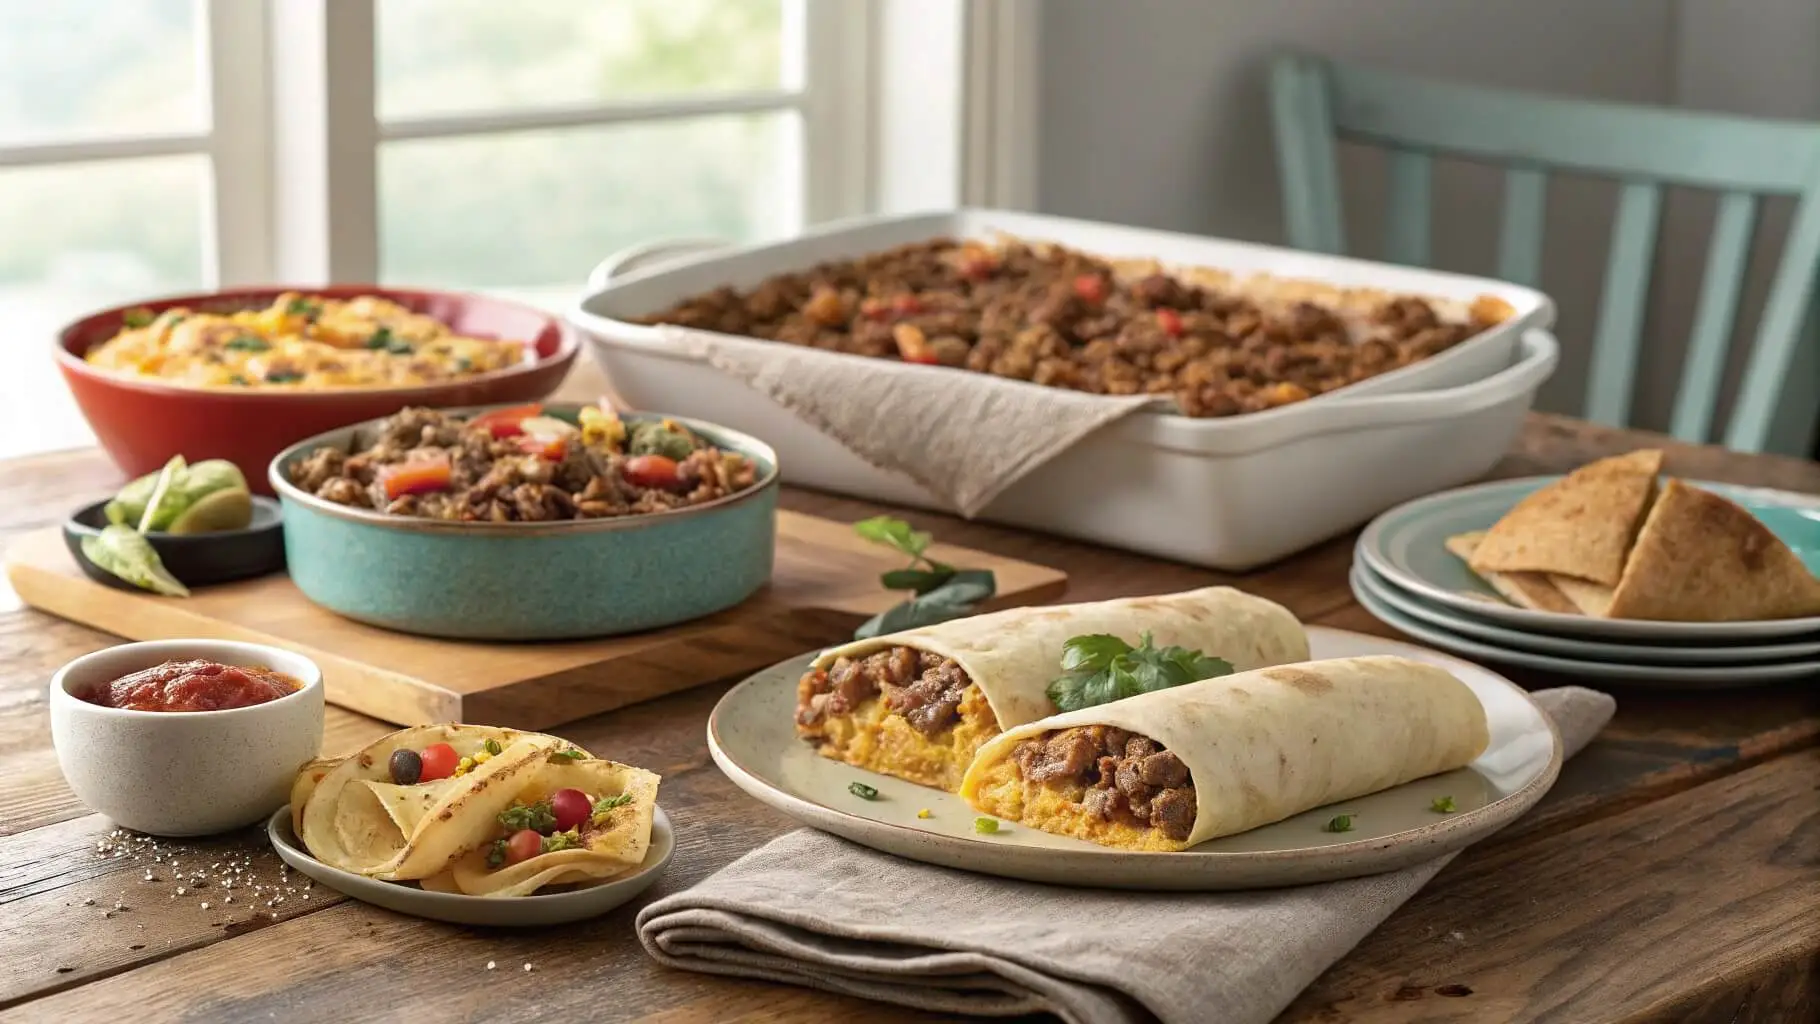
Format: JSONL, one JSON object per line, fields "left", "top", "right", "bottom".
{"left": 0, "top": 0, "right": 1033, "bottom": 457}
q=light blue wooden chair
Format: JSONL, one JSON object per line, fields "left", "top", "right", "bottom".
{"left": 1270, "top": 53, "right": 1820, "bottom": 457}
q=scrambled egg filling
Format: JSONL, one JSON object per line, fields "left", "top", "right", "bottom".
{"left": 965, "top": 754, "right": 1193, "bottom": 853}
{"left": 83, "top": 292, "right": 528, "bottom": 389}
{"left": 811, "top": 685, "right": 1000, "bottom": 793}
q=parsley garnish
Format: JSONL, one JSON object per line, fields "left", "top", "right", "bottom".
{"left": 974, "top": 817, "right": 1000, "bottom": 834}
{"left": 227, "top": 374, "right": 250, "bottom": 386}
{"left": 851, "top": 516, "right": 996, "bottom": 640}
{"left": 1430, "top": 796, "right": 1457, "bottom": 813}
{"left": 285, "top": 296, "right": 318, "bottom": 318}
{"left": 497, "top": 799, "right": 556, "bottom": 834}
{"left": 1323, "top": 814, "right": 1355, "bottom": 833}
{"left": 589, "top": 792, "right": 634, "bottom": 827}
{"left": 541, "top": 829, "right": 582, "bottom": 853}
{"left": 547, "top": 748, "right": 586, "bottom": 762}
{"left": 1044, "top": 631, "right": 1233, "bottom": 713}
{"left": 224, "top": 335, "right": 270, "bottom": 352}
{"left": 848, "top": 781, "right": 879, "bottom": 800}
{"left": 121, "top": 308, "right": 155, "bottom": 329}
{"left": 365, "top": 326, "right": 394, "bottom": 350}
{"left": 265, "top": 370, "right": 305, "bottom": 383}
{"left": 485, "top": 838, "right": 508, "bottom": 868}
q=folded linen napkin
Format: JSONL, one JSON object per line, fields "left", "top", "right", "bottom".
{"left": 637, "top": 686, "right": 1613, "bottom": 1024}
{"left": 656, "top": 325, "right": 1163, "bottom": 517}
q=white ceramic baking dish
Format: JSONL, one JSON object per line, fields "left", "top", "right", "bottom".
{"left": 567, "top": 210, "right": 1559, "bottom": 570}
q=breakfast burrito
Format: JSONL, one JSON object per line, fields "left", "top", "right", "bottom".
{"left": 795, "top": 587, "right": 1309, "bottom": 792}
{"left": 298, "top": 724, "right": 585, "bottom": 880}
{"left": 959, "top": 655, "right": 1490, "bottom": 851}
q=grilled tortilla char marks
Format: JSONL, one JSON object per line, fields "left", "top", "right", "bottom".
{"left": 795, "top": 647, "right": 975, "bottom": 737}
{"left": 638, "top": 238, "right": 1495, "bottom": 418}
{"left": 1012, "top": 725, "right": 1197, "bottom": 841}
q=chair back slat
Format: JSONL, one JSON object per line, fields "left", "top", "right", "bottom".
{"left": 1496, "top": 167, "right": 1548, "bottom": 287}
{"left": 1725, "top": 189, "right": 1820, "bottom": 452}
{"left": 1669, "top": 192, "right": 1760, "bottom": 442}
{"left": 1383, "top": 149, "right": 1432, "bottom": 266}
{"left": 1584, "top": 182, "right": 1663, "bottom": 427}
{"left": 1271, "top": 52, "right": 1820, "bottom": 454}
{"left": 1269, "top": 56, "right": 1348, "bottom": 254}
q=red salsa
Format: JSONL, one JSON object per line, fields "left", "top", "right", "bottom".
{"left": 82, "top": 659, "right": 301, "bottom": 712}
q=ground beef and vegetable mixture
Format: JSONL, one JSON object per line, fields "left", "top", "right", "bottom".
{"left": 641, "top": 238, "right": 1499, "bottom": 417}
{"left": 796, "top": 647, "right": 977, "bottom": 737}
{"left": 287, "top": 405, "right": 758, "bottom": 521}
{"left": 1013, "top": 725, "right": 1197, "bottom": 841}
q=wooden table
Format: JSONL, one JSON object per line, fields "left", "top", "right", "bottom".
{"left": 1, "top": 411, "right": 1816, "bottom": 1024}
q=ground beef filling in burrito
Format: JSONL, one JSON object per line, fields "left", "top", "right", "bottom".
{"left": 795, "top": 647, "right": 976, "bottom": 737}
{"left": 1012, "top": 725, "right": 1198, "bottom": 842}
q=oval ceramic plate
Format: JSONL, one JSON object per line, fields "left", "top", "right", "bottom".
{"left": 707, "top": 627, "right": 1560, "bottom": 891}
{"left": 266, "top": 805, "right": 673, "bottom": 927}
{"left": 1357, "top": 477, "right": 1820, "bottom": 641}
{"left": 1352, "top": 571, "right": 1820, "bottom": 686}
{"left": 1354, "top": 562, "right": 1820, "bottom": 664}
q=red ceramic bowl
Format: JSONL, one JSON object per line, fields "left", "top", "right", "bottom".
{"left": 56, "top": 285, "right": 578, "bottom": 494}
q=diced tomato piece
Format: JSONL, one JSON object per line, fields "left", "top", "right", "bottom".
{"left": 891, "top": 294, "right": 924, "bottom": 316}
{"left": 959, "top": 250, "right": 998, "bottom": 281}
{"left": 515, "top": 436, "right": 568, "bottom": 460}
{"left": 418, "top": 743, "right": 459, "bottom": 782}
{"left": 469, "top": 403, "right": 543, "bottom": 438}
{"left": 505, "top": 828, "right": 543, "bottom": 865}
{"left": 378, "top": 455, "right": 451, "bottom": 500}
{"left": 1157, "top": 308, "right": 1185, "bottom": 338}
{"left": 1072, "top": 274, "right": 1107, "bottom": 304}
{"left": 859, "top": 297, "right": 892, "bottom": 322}
{"left": 892, "top": 323, "right": 939, "bottom": 365}
{"left": 623, "top": 454, "right": 681, "bottom": 490}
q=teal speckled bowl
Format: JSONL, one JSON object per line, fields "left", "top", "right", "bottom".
{"left": 267, "top": 404, "right": 778, "bottom": 640}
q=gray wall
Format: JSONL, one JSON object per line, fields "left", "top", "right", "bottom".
{"left": 1035, "top": 0, "right": 1820, "bottom": 442}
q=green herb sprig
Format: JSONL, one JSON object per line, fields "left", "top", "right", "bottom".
{"left": 848, "top": 781, "right": 879, "bottom": 801}
{"left": 851, "top": 516, "right": 996, "bottom": 640}
{"left": 1044, "top": 631, "right": 1233, "bottom": 713}
{"left": 1430, "top": 796, "right": 1457, "bottom": 813}
{"left": 852, "top": 517, "right": 996, "bottom": 637}
{"left": 1323, "top": 814, "right": 1355, "bottom": 833}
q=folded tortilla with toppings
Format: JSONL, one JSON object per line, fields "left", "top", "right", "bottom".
{"left": 958, "top": 655, "right": 1489, "bottom": 851}
{"left": 795, "top": 587, "right": 1309, "bottom": 792}
{"left": 297, "top": 724, "right": 585, "bottom": 881}
{"left": 448, "top": 758, "right": 661, "bottom": 897}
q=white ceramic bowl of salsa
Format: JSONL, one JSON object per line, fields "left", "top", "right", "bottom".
{"left": 49, "top": 639, "right": 325, "bottom": 836}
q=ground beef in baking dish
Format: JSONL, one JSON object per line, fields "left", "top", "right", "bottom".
{"left": 638, "top": 238, "right": 1492, "bottom": 418}
{"left": 1013, "top": 725, "right": 1197, "bottom": 841}
{"left": 286, "top": 406, "right": 757, "bottom": 522}
{"left": 795, "top": 647, "right": 975, "bottom": 736}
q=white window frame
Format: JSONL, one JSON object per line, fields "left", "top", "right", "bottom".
{"left": 0, "top": 0, "right": 1039, "bottom": 292}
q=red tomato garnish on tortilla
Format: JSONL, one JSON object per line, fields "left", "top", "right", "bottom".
{"left": 1156, "top": 308, "right": 1185, "bottom": 338}
{"left": 418, "top": 743, "right": 458, "bottom": 782}
{"left": 469, "top": 403, "right": 544, "bottom": 438}
{"left": 551, "top": 788, "right": 592, "bottom": 832}
{"left": 505, "top": 828, "right": 543, "bottom": 865}
{"left": 378, "top": 456, "right": 451, "bottom": 500}
{"left": 624, "top": 454, "right": 680, "bottom": 489}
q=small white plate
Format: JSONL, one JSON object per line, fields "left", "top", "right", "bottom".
{"left": 1352, "top": 570, "right": 1820, "bottom": 687}
{"left": 267, "top": 805, "right": 673, "bottom": 927}
{"left": 1354, "top": 562, "right": 1820, "bottom": 664}
{"left": 706, "top": 627, "right": 1561, "bottom": 891}
{"left": 1356, "top": 477, "right": 1820, "bottom": 641}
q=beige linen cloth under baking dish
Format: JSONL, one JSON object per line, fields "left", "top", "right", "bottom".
{"left": 654, "top": 324, "right": 1164, "bottom": 517}
{"left": 636, "top": 687, "right": 1613, "bottom": 1024}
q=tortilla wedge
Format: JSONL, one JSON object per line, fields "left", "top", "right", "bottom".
{"left": 1445, "top": 532, "right": 1580, "bottom": 613}
{"left": 1468, "top": 449, "right": 1664, "bottom": 586}
{"left": 1601, "top": 479, "right": 1820, "bottom": 621}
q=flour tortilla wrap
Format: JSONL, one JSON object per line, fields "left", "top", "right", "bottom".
{"left": 448, "top": 759, "right": 661, "bottom": 897}
{"left": 959, "top": 655, "right": 1490, "bottom": 851}
{"left": 297, "top": 725, "right": 585, "bottom": 880}
{"left": 796, "top": 586, "right": 1310, "bottom": 792}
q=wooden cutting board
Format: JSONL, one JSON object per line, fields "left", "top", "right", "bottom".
{"left": 4, "top": 511, "right": 1067, "bottom": 729}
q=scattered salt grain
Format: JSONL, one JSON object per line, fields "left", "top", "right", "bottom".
{"left": 523, "top": 964, "right": 534, "bottom": 973}
{"left": 486, "top": 961, "right": 496, "bottom": 970}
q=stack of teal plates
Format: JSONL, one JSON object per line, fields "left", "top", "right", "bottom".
{"left": 1352, "top": 478, "right": 1820, "bottom": 686}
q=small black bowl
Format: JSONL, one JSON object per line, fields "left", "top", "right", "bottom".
{"left": 63, "top": 496, "right": 287, "bottom": 591}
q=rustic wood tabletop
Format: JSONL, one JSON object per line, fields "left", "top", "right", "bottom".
{"left": 1, "top": 396, "right": 1816, "bottom": 1023}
